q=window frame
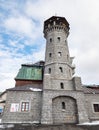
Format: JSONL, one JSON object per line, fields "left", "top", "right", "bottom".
{"left": 21, "top": 101, "right": 30, "bottom": 112}
{"left": 93, "top": 103, "right": 99, "bottom": 113}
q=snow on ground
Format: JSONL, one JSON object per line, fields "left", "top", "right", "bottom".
{"left": 79, "top": 121, "right": 99, "bottom": 125}
{"left": 0, "top": 124, "right": 14, "bottom": 128}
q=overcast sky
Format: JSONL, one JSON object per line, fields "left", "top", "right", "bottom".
{"left": 0, "top": 0, "right": 99, "bottom": 92}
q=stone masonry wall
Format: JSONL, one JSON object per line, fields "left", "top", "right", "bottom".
{"left": 41, "top": 90, "right": 89, "bottom": 124}
{"left": 43, "top": 74, "right": 75, "bottom": 90}
{"left": 2, "top": 90, "right": 42, "bottom": 123}
{"left": 52, "top": 96, "right": 78, "bottom": 123}
{"left": 85, "top": 94, "right": 99, "bottom": 121}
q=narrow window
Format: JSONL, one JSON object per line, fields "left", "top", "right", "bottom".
{"left": 93, "top": 104, "right": 99, "bottom": 112}
{"left": 62, "top": 102, "right": 65, "bottom": 109}
{"left": 49, "top": 68, "right": 51, "bottom": 74}
{"left": 49, "top": 53, "right": 52, "bottom": 57}
{"left": 58, "top": 52, "right": 62, "bottom": 57}
{"left": 59, "top": 67, "right": 63, "bottom": 73}
{"left": 50, "top": 38, "right": 52, "bottom": 43}
{"left": 21, "top": 102, "right": 29, "bottom": 112}
{"left": 57, "top": 37, "right": 60, "bottom": 42}
{"left": 60, "top": 82, "right": 64, "bottom": 89}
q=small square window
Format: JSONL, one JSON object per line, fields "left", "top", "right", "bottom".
{"left": 93, "top": 104, "right": 99, "bottom": 112}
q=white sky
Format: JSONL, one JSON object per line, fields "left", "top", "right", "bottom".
{"left": 0, "top": 0, "right": 99, "bottom": 91}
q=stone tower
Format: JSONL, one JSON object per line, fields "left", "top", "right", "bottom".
{"left": 43, "top": 16, "right": 75, "bottom": 90}
{"left": 41, "top": 16, "right": 89, "bottom": 124}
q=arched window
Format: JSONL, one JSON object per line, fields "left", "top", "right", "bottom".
{"left": 60, "top": 82, "right": 64, "bottom": 89}
{"left": 62, "top": 102, "right": 65, "bottom": 109}
{"left": 49, "top": 68, "right": 51, "bottom": 74}
{"left": 58, "top": 52, "right": 62, "bottom": 57}
{"left": 59, "top": 67, "right": 63, "bottom": 73}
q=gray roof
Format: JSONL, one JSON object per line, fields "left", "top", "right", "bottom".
{"left": 83, "top": 86, "right": 99, "bottom": 94}
{"left": 7, "top": 84, "right": 43, "bottom": 92}
{"left": 7, "top": 84, "right": 99, "bottom": 94}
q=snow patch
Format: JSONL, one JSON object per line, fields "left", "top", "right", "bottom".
{"left": 0, "top": 124, "right": 14, "bottom": 128}
{"left": 32, "top": 121, "right": 39, "bottom": 123}
{"left": 44, "top": 74, "right": 50, "bottom": 76}
{"left": 30, "top": 88, "right": 42, "bottom": 92}
{"left": 79, "top": 121, "right": 99, "bottom": 125}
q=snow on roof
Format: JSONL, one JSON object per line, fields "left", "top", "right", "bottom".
{"left": 29, "top": 88, "right": 42, "bottom": 92}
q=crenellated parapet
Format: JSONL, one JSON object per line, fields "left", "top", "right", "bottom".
{"left": 44, "top": 16, "right": 70, "bottom": 38}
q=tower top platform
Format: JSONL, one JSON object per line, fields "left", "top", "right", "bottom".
{"left": 44, "top": 16, "right": 70, "bottom": 31}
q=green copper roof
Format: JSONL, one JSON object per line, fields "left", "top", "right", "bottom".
{"left": 15, "top": 65, "right": 43, "bottom": 80}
